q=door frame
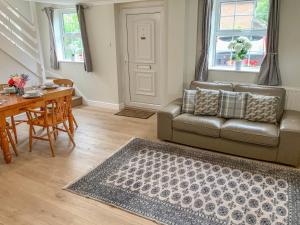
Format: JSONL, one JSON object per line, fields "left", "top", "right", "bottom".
{"left": 118, "top": 1, "right": 167, "bottom": 110}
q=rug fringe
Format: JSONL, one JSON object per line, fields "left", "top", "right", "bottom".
{"left": 63, "top": 137, "right": 137, "bottom": 190}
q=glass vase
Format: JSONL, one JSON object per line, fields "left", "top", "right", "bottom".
{"left": 235, "top": 61, "right": 242, "bottom": 71}
{"left": 16, "top": 87, "right": 25, "bottom": 96}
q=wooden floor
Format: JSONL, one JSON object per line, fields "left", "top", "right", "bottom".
{"left": 0, "top": 106, "right": 158, "bottom": 225}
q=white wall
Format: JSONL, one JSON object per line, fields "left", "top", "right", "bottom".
{"left": 0, "top": 50, "right": 41, "bottom": 86}
{"left": 166, "top": 0, "right": 186, "bottom": 102}
{"left": 37, "top": 3, "right": 120, "bottom": 106}
{"left": 183, "top": 0, "right": 198, "bottom": 89}
{"left": 278, "top": 0, "right": 300, "bottom": 88}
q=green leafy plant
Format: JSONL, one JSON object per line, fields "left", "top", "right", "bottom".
{"left": 228, "top": 37, "right": 252, "bottom": 62}
{"left": 255, "top": 0, "right": 269, "bottom": 25}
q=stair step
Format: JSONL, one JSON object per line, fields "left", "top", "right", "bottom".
{"left": 72, "top": 96, "right": 83, "bottom": 107}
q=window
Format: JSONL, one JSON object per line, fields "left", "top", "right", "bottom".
{"left": 54, "top": 9, "right": 83, "bottom": 62}
{"left": 209, "top": 0, "right": 269, "bottom": 72}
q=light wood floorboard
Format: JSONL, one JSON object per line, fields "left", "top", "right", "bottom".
{"left": 0, "top": 106, "right": 158, "bottom": 225}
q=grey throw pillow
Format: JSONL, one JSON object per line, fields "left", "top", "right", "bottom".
{"left": 245, "top": 93, "right": 280, "bottom": 124}
{"left": 194, "top": 88, "right": 220, "bottom": 116}
{"left": 182, "top": 89, "right": 197, "bottom": 114}
{"left": 218, "top": 90, "right": 248, "bottom": 119}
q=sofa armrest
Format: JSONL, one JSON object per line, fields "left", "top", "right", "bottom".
{"left": 277, "top": 110, "right": 300, "bottom": 166}
{"left": 157, "top": 98, "right": 182, "bottom": 140}
{"left": 280, "top": 110, "right": 300, "bottom": 133}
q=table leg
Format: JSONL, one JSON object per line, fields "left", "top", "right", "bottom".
{"left": 68, "top": 108, "right": 74, "bottom": 135}
{"left": 0, "top": 115, "right": 12, "bottom": 164}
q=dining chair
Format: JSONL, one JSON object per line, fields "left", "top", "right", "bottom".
{"left": 52, "top": 79, "right": 78, "bottom": 128}
{"left": 26, "top": 91, "right": 75, "bottom": 157}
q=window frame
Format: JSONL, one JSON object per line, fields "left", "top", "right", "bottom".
{"left": 209, "top": 0, "right": 268, "bottom": 72}
{"left": 54, "top": 8, "right": 83, "bottom": 63}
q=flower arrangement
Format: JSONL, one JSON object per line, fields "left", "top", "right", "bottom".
{"left": 228, "top": 37, "right": 252, "bottom": 70}
{"left": 8, "top": 74, "right": 29, "bottom": 95}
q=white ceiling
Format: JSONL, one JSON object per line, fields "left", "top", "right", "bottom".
{"left": 25, "top": 0, "right": 143, "bottom": 6}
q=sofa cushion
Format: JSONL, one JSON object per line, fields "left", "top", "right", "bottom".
{"left": 218, "top": 90, "right": 248, "bottom": 119}
{"left": 190, "top": 81, "right": 233, "bottom": 91}
{"left": 194, "top": 88, "right": 220, "bottom": 116}
{"left": 245, "top": 93, "right": 281, "bottom": 124}
{"left": 234, "top": 84, "right": 286, "bottom": 121}
{"left": 220, "top": 119, "right": 279, "bottom": 147}
{"left": 182, "top": 89, "right": 197, "bottom": 114}
{"left": 173, "top": 114, "right": 225, "bottom": 137}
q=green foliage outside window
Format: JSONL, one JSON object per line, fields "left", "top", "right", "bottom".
{"left": 63, "top": 13, "right": 80, "bottom": 33}
{"left": 255, "top": 0, "right": 269, "bottom": 25}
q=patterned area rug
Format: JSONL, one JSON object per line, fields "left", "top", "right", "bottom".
{"left": 65, "top": 138, "right": 300, "bottom": 225}
{"left": 115, "top": 108, "right": 155, "bottom": 119}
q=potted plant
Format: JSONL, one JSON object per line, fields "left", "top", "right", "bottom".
{"left": 8, "top": 74, "right": 29, "bottom": 96}
{"left": 228, "top": 37, "right": 252, "bottom": 71}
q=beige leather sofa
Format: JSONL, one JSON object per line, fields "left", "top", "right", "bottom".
{"left": 157, "top": 81, "right": 300, "bottom": 167}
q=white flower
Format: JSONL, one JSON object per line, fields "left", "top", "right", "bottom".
{"left": 228, "top": 42, "right": 235, "bottom": 50}
{"left": 234, "top": 43, "right": 243, "bottom": 53}
{"left": 244, "top": 42, "right": 252, "bottom": 50}
{"left": 237, "top": 36, "right": 250, "bottom": 43}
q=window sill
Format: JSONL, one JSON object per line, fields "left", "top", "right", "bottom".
{"left": 58, "top": 60, "right": 84, "bottom": 64}
{"left": 209, "top": 67, "right": 259, "bottom": 74}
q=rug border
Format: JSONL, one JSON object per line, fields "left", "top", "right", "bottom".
{"left": 63, "top": 137, "right": 137, "bottom": 190}
{"left": 63, "top": 137, "right": 300, "bottom": 225}
{"left": 63, "top": 137, "right": 172, "bottom": 225}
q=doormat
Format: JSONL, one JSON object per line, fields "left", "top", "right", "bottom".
{"left": 115, "top": 108, "right": 155, "bottom": 119}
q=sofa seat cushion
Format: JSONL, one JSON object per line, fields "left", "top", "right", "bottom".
{"left": 173, "top": 114, "right": 225, "bottom": 137}
{"left": 221, "top": 119, "right": 279, "bottom": 147}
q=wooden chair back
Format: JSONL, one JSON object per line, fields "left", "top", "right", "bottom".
{"left": 0, "top": 84, "right": 9, "bottom": 91}
{"left": 27, "top": 89, "right": 73, "bottom": 127}
{"left": 53, "top": 79, "right": 74, "bottom": 87}
{"left": 49, "top": 94, "right": 72, "bottom": 124}
{"left": 53, "top": 79, "right": 75, "bottom": 96}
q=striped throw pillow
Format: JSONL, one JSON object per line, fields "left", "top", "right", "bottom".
{"left": 182, "top": 89, "right": 197, "bottom": 114}
{"left": 218, "top": 91, "right": 248, "bottom": 119}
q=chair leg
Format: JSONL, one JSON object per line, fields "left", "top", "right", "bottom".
{"left": 6, "top": 127, "right": 18, "bottom": 156}
{"left": 52, "top": 126, "right": 57, "bottom": 140}
{"left": 46, "top": 127, "right": 55, "bottom": 157}
{"left": 10, "top": 116, "right": 18, "bottom": 144}
{"left": 26, "top": 113, "right": 36, "bottom": 135}
{"left": 72, "top": 113, "right": 78, "bottom": 128}
{"left": 29, "top": 124, "right": 33, "bottom": 152}
{"left": 63, "top": 122, "right": 76, "bottom": 146}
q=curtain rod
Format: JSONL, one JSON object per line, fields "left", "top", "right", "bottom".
{"left": 41, "top": 5, "right": 89, "bottom": 11}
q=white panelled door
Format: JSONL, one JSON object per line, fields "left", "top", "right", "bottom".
{"left": 125, "top": 12, "right": 163, "bottom": 107}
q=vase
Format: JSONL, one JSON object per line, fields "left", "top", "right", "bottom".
{"left": 235, "top": 61, "right": 242, "bottom": 71}
{"left": 16, "top": 87, "right": 24, "bottom": 96}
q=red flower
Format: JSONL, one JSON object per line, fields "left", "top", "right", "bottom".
{"left": 8, "top": 78, "right": 15, "bottom": 87}
{"left": 243, "top": 59, "right": 258, "bottom": 67}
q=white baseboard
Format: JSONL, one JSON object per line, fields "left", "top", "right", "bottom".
{"left": 85, "top": 100, "right": 125, "bottom": 111}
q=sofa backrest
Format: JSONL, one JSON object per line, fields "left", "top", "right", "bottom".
{"left": 190, "top": 81, "right": 233, "bottom": 91}
{"left": 234, "top": 84, "right": 286, "bottom": 121}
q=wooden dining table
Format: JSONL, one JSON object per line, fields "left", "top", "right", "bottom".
{"left": 0, "top": 87, "right": 74, "bottom": 164}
